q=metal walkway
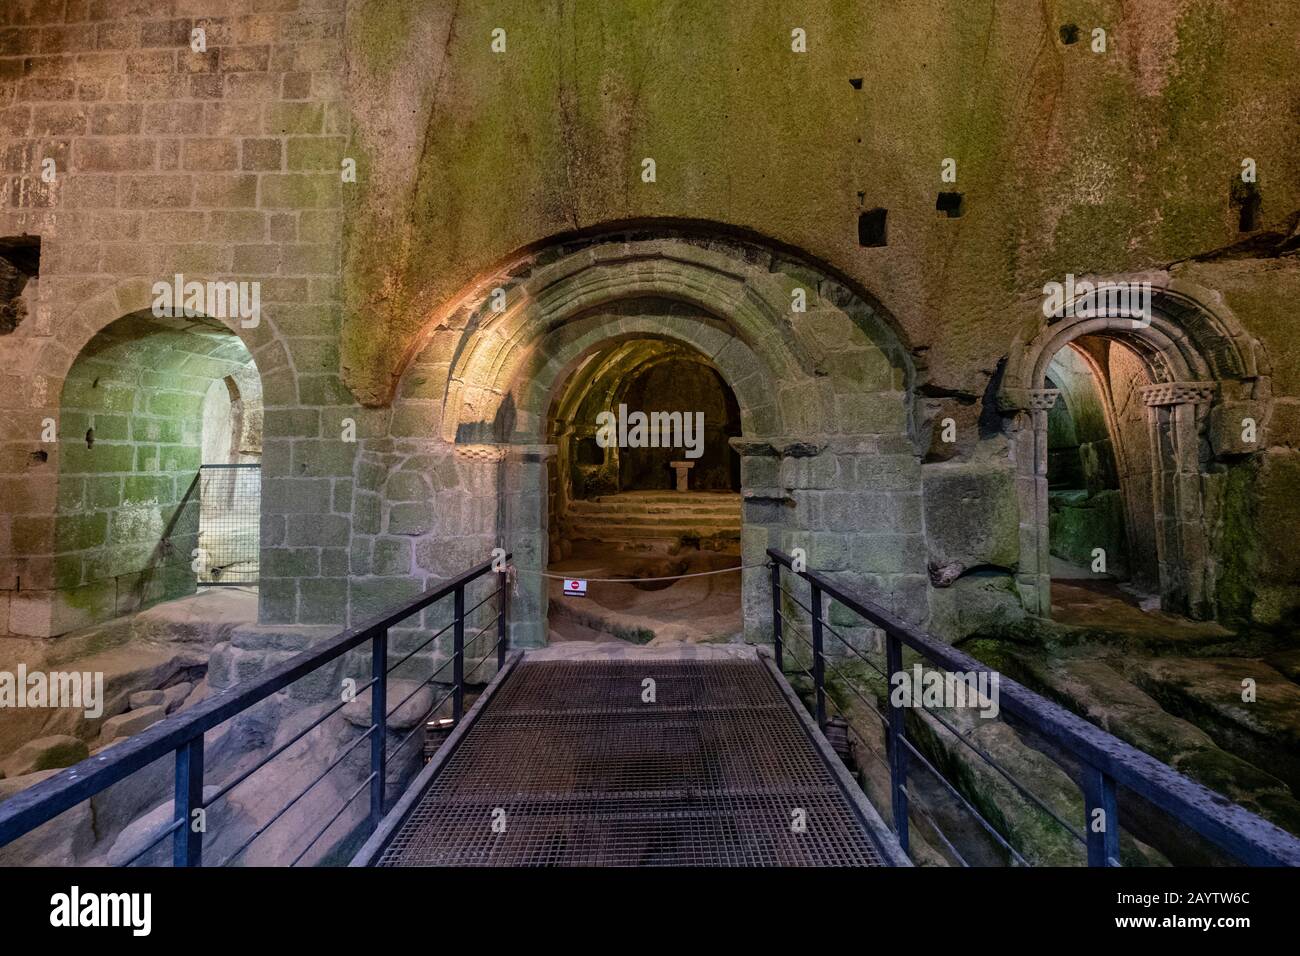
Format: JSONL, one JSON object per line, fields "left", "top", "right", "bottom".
{"left": 353, "top": 651, "right": 907, "bottom": 867}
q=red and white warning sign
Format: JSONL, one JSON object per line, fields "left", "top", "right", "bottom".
{"left": 562, "top": 578, "right": 588, "bottom": 597}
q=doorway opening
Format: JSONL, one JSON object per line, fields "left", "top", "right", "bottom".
{"left": 196, "top": 369, "right": 263, "bottom": 586}
{"left": 52, "top": 312, "right": 261, "bottom": 632}
{"left": 544, "top": 339, "right": 743, "bottom": 644}
{"left": 1043, "top": 339, "right": 1162, "bottom": 618}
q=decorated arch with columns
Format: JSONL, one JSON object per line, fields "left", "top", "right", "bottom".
{"left": 379, "top": 232, "right": 919, "bottom": 647}
{"left": 999, "top": 280, "right": 1268, "bottom": 620}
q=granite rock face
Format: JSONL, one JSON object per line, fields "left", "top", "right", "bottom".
{"left": 0, "top": 736, "right": 89, "bottom": 779}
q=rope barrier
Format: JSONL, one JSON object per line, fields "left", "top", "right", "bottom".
{"left": 521, "top": 562, "right": 768, "bottom": 583}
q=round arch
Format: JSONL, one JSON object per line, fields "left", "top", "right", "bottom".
{"left": 44, "top": 307, "right": 265, "bottom": 635}
{"left": 9, "top": 278, "right": 283, "bottom": 638}
{"left": 391, "top": 235, "right": 920, "bottom": 647}
{"left": 999, "top": 280, "right": 1268, "bottom": 621}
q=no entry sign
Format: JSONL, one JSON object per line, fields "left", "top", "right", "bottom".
{"left": 563, "top": 578, "right": 588, "bottom": 597}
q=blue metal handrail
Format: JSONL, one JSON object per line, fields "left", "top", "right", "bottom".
{"left": 766, "top": 547, "right": 1300, "bottom": 867}
{"left": 0, "top": 554, "right": 511, "bottom": 866}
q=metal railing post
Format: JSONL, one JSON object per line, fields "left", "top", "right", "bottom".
{"left": 810, "top": 582, "right": 826, "bottom": 729}
{"left": 453, "top": 584, "right": 465, "bottom": 722}
{"left": 496, "top": 569, "right": 509, "bottom": 672}
{"left": 173, "top": 736, "right": 204, "bottom": 867}
{"left": 369, "top": 628, "right": 388, "bottom": 831}
{"left": 1082, "top": 765, "right": 1120, "bottom": 866}
{"left": 770, "top": 562, "right": 783, "bottom": 672}
{"left": 885, "top": 630, "right": 910, "bottom": 855}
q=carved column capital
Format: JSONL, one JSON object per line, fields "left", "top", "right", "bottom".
{"left": 1139, "top": 381, "right": 1217, "bottom": 406}
{"left": 453, "top": 442, "right": 557, "bottom": 463}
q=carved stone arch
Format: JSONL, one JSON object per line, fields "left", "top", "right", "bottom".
{"left": 395, "top": 233, "right": 919, "bottom": 647}
{"left": 1000, "top": 278, "right": 1268, "bottom": 622}
{"left": 437, "top": 241, "right": 817, "bottom": 445}
{"left": 1002, "top": 281, "right": 1262, "bottom": 405}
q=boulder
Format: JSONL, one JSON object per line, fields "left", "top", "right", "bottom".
{"left": 179, "top": 680, "right": 207, "bottom": 711}
{"left": 105, "top": 784, "right": 253, "bottom": 867}
{"left": 0, "top": 735, "right": 90, "bottom": 778}
{"left": 928, "top": 573, "right": 1024, "bottom": 641}
{"left": 343, "top": 678, "right": 435, "bottom": 733}
{"left": 1124, "top": 657, "right": 1300, "bottom": 794}
{"left": 98, "top": 704, "right": 167, "bottom": 743}
{"left": 129, "top": 690, "right": 166, "bottom": 709}
{"left": 0, "top": 768, "right": 59, "bottom": 801}
{"left": 0, "top": 641, "right": 204, "bottom": 754}
{"left": 0, "top": 773, "right": 95, "bottom": 866}
{"left": 86, "top": 746, "right": 174, "bottom": 841}
{"left": 1264, "top": 649, "right": 1300, "bottom": 684}
{"left": 162, "top": 682, "right": 193, "bottom": 713}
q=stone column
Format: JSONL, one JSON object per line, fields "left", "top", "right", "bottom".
{"left": 1138, "top": 381, "right": 1216, "bottom": 618}
{"left": 1003, "top": 388, "right": 1060, "bottom": 618}
{"left": 496, "top": 442, "right": 556, "bottom": 648}
{"left": 730, "top": 437, "right": 783, "bottom": 646}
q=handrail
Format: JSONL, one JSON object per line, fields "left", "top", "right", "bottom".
{"left": 767, "top": 547, "right": 1300, "bottom": 867}
{"left": 0, "top": 554, "right": 511, "bottom": 864}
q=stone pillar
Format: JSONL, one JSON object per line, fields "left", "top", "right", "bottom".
{"left": 1138, "top": 381, "right": 1216, "bottom": 618}
{"left": 1004, "top": 388, "right": 1060, "bottom": 618}
{"left": 731, "top": 438, "right": 783, "bottom": 646}
{"left": 497, "top": 442, "right": 556, "bottom": 648}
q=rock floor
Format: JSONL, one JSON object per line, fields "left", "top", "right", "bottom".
{"left": 964, "top": 583, "right": 1300, "bottom": 838}
{"left": 545, "top": 542, "right": 742, "bottom": 645}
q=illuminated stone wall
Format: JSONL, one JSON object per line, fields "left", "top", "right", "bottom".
{"left": 0, "top": 1, "right": 1295, "bottom": 645}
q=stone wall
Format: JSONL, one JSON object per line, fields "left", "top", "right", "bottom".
{"left": 0, "top": 1, "right": 1294, "bottom": 646}
{"left": 0, "top": 0, "right": 348, "bottom": 637}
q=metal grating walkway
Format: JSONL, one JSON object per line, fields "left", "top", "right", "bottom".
{"left": 372, "top": 656, "right": 894, "bottom": 866}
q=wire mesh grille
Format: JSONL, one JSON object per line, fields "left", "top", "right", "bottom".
{"left": 197, "top": 464, "right": 259, "bottom": 586}
{"left": 378, "top": 659, "right": 884, "bottom": 866}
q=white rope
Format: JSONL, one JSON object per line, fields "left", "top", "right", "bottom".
{"left": 517, "top": 562, "right": 769, "bottom": 584}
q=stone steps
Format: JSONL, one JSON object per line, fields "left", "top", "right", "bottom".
{"left": 965, "top": 640, "right": 1300, "bottom": 843}
{"left": 568, "top": 503, "right": 739, "bottom": 517}
{"left": 567, "top": 512, "right": 739, "bottom": 528}
{"left": 567, "top": 522, "right": 739, "bottom": 539}
{"left": 562, "top": 492, "right": 741, "bottom": 543}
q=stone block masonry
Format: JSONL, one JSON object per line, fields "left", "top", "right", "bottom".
{"left": 0, "top": 0, "right": 350, "bottom": 638}
{"left": 0, "top": 0, "right": 1293, "bottom": 647}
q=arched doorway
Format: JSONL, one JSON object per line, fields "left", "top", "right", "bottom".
{"left": 544, "top": 338, "right": 744, "bottom": 643}
{"left": 52, "top": 312, "right": 262, "bottom": 632}
{"left": 1043, "top": 339, "right": 1160, "bottom": 607}
{"left": 401, "top": 233, "right": 918, "bottom": 649}
{"left": 1001, "top": 283, "right": 1266, "bottom": 622}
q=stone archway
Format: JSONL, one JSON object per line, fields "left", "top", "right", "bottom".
{"left": 49, "top": 311, "right": 263, "bottom": 634}
{"left": 999, "top": 281, "right": 1267, "bottom": 620}
{"left": 5, "top": 278, "right": 281, "bottom": 638}
{"left": 546, "top": 338, "right": 742, "bottom": 531}
{"left": 394, "top": 234, "right": 919, "bottom": 648}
